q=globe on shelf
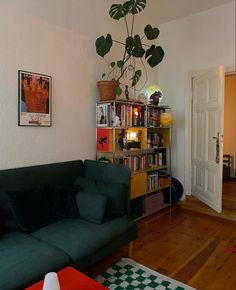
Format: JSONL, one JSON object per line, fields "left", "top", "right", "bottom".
{"left": 160, "top": 112, "right": 173, "bottom": 126}
{"left": 145, "top": 85, "right": 164, "bottom": 105}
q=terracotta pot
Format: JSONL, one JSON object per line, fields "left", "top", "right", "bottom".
{"left": 97, "top": 80, "right": 118, "bottom": 101}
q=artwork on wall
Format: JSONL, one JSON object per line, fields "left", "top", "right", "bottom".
{"left": 18, "top": 70, "right": 52, "bottom": 126}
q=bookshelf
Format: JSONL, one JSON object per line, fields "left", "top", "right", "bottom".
{"left": 96, "top": 100, "right": 172, "bottom": 220}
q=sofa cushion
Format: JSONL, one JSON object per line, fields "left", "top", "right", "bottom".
{"left": 46, "top": 184, "right": 80, "bottom": 218}
{"left": 75, "top": 176, "right": 127, "bottom": 218}
{"left": 76, "top": 192, "right": 107, "bottom": 224}
{"left": 0, "top": 231, "right": 71, "bottom": 290}
{"left": 7, "top": 188, "right": 58, "bottom": 233}
{"left": 31, "top": 217, "right": 136, "bottom": 262}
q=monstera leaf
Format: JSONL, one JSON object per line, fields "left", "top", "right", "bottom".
{"left": 125, "top": 35, "right": 145, "bottom": 57}
{"left": 145, "top": 45, "right": 164, "bottom": 68}
{"left": 126, "top": 36, "right": 135, "bottom": 55}
{"left": 126, "top": 0, "right": 146, "bottom": 14}
{"left": 132, "top": 35, "right": 145, "bottom": 57}
{"left": 131, "top": 70, "right": 142, "bottom": 87}
{"left": 117, "top": 60, "right": 124, "bottom": 68}
{"left": 144, "top": 25, "right": 160, "bottom": 40}
{"left": 109, "top": 3, "right": 129, "bottom": 20}
{"left": 95, "top": 34, "right": 113, "bottom": 57}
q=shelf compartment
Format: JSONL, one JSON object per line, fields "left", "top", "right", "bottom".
{"left": 144, "top": 191, "right": 164, "bottom": 215}
{"left": 131, "top": 172, "right": 147, "bottom": 199}
{"left": 135, "top": 204, "right": 170, "bottom": 221}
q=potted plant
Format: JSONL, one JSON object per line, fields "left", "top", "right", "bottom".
{"left": 95, "top": 0, "right": 165, "bottom": 101}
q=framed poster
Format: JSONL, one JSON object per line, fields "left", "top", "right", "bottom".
{"left": 18, "top": 70, "right": 52, "bottom": 126}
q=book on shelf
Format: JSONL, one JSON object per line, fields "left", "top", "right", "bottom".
{"left": 114, "top": 155, "right": 146, "bottom": 172}
{"left": 96, "top": 128, "right": 110, "bottom": 151}
{"left": 159, "top": 173, "right": 171, "bottom": 187}
{"left": 147, "top": 107, "right": 160, "bottom": 127}
{"left": 147, "top": 172, "right": 159, "bottom": 191}
{"left": 115, "top": 103, "right": 145, "bottom": 127}
{"left": 147, "top": 152, "right": 166, "bottom": 167}
{"left": 97, "top": 103, "right": 112, "bottom": 127}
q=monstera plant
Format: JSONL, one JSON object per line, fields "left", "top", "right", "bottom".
{"left": 95, "top": 0, "right": 164, "bottom": 100}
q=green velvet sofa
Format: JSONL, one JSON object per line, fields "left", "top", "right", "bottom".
{"left": 0, "top": 160, "right": 137, "bottom": 290}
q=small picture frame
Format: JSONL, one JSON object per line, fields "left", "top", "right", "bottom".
{"left": 18, "top": 70, "right": 52, "bottom": 126}
{"left": 97, "top": 103, "right": 111, "bottom": 127}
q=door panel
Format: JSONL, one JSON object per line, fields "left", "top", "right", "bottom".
{"left": 192, "top": 66, "right": 224, "bottom": 212}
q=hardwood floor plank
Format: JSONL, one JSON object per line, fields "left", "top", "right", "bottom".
{"left": 170, "top": 238, "right": 220, "bottom": 283}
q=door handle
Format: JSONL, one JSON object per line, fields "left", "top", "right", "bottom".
{"left": 212, "top": 132, "right": 220, "bottom": 164}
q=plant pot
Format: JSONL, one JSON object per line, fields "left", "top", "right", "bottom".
{"left": 97, "top": 80, "right": 118, "bottom": 101}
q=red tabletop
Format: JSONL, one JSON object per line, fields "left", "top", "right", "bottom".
{"left": 25, "top": 266, "right": 108, "bottom": 290}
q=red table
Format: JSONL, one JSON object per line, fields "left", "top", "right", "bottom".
{"left": 25, "top": 266, "right": 108, "bottom": 290}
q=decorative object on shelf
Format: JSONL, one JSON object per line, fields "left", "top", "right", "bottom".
{"left": 146, "top": 85, "right": 163, "bottom": 104}
{"left": 125, "top": 85, "right": 129, "bottom": 100}
{"left": 18, "top": 70, "right": 52, "bottom": 127}
{"left": 95, "top": 0, "right": 165, "bottom": 100}
{"left": 149, "top": 91, "right": 161, "bottom": 105}
{"left": 117, "top": 129, "right": 127, "bottom": 151}
{"left": 160, "top": 111, "right": 173, "bottom": 126}
{"left": 98, "top": 156, "right": 111, "bottom": 163}
{"left": 114, "top": 115, "right": 121, "bottom": 127}
{"left": 127, "top": 130, "right": 141, "bottom": 149}
{"left": 137, "top": 93, "right": 147, "bottom": 104}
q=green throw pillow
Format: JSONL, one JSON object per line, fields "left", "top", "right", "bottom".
{"left": 7, "top": 188, "right": 58, "bottom": 233}
{"left": 45, "top": 184, "right": 80, "bottom": 218}
{"left": 76, "top": 192, "right": 107, "bottom": 224}
{"left": 74, "top": 176, "right": 128, "bottom": 218}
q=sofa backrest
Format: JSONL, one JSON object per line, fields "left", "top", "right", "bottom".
{"left": 0, "top": 160, "right": 84, "bottom": 205}
{"left": 84, "top": 160, "right": 131, "bottom": 186}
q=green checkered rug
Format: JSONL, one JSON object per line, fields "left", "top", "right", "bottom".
{"left": 96, "top": 258, "right": 196, "bottom": 290}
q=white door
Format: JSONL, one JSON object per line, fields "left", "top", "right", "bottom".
{"left": 191, "top": 66, "right": 225, "bottom": 212}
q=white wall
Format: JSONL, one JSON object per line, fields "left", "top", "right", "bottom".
{"left": 0, "top": 0, "right": 118, "bottom": 169}
{"left": 157, "top": 2, "right": 236, "bottom": 190}
{"left": 0, "top": 0, "right": 163, "bottom": 170}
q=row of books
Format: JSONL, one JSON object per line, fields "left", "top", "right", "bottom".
{"left": 147, "top": 172, "right": 171, "bottom": 191}
{"left": 97, "top": 103, "right": 167, "bottom": 128}
{"left": 115, "top": 104, "right": 146, "bottom": 127}
{"left": 114, "top": 155, "right": 146, "bottom": 172}
{"left": 147, "top": 107, "right": 161, "bottom": 127}
{"left": 114, "top": 152, "right": 167, "bottom": 171}
{"left": 147, "top": 152, "right": 166, "bottom": 167}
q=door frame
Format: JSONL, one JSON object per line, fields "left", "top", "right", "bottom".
{"left": 184, "top": 65, "right": 235, "bottom": 199}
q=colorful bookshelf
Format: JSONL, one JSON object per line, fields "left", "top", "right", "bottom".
{"left": 96, "top": 100, "right": 172, "bottom": 220}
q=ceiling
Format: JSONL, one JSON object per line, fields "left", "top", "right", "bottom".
{"left": 142, "top": 0, "right": 234, "bottom": 24}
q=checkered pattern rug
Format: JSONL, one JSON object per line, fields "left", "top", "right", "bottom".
{"left": 96, "top": 258, "right": 196, "bottom": 290}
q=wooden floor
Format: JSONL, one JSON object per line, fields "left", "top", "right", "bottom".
{"left": 180, "top": 180, "right": 236, "bottom": 221}
{"left": 87, "top": 207, "right": 236, "bottom": 290}
{"left": 223, "top": 180, "right": 236, "bottom": 210}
